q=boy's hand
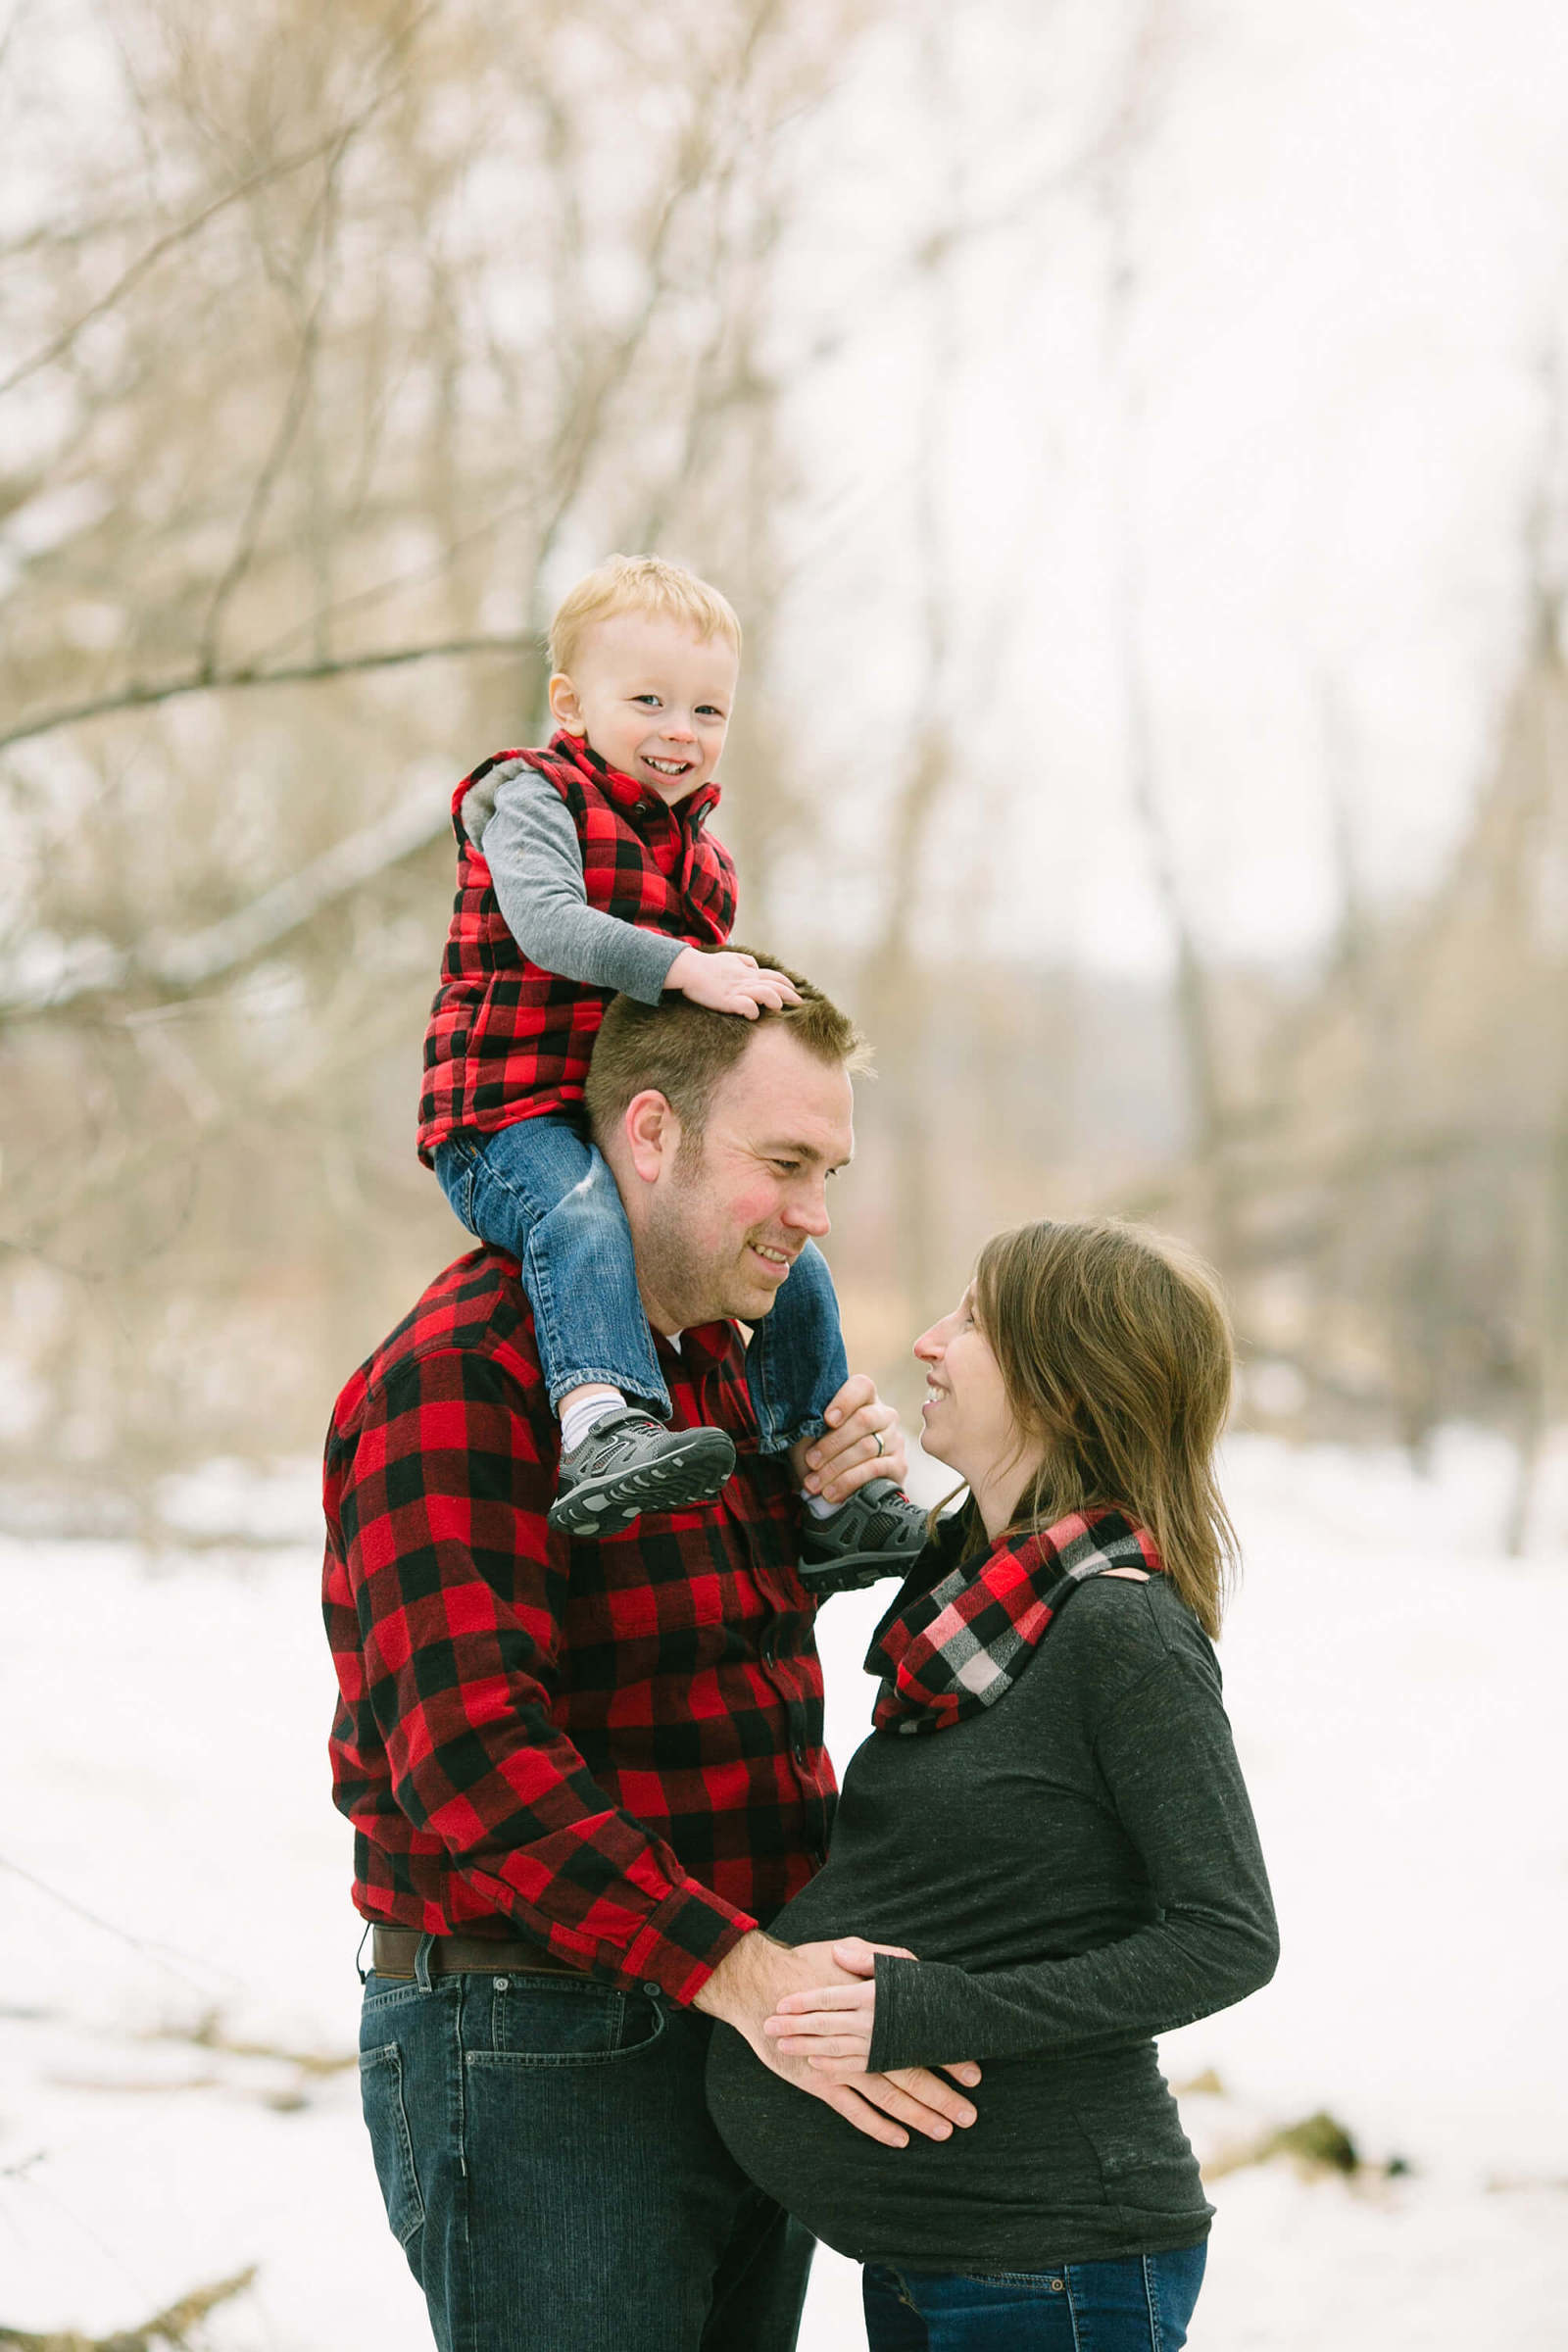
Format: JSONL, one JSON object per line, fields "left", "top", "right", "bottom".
{"left": 668, "top": 948, "right": 803, "bottom": 1018}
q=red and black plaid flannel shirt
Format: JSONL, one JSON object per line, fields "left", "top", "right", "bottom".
{"left": 322, "top": 1247, "right": 835, "bottom": 2003}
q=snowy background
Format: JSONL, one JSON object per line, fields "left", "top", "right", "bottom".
{"left": 6, "top": 3, "right": 1568, "bottom": 2339}
{"left": 3, "top": 1433, "right": 1565, "bottom": 2349}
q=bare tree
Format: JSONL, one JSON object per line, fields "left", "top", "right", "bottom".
{"left": 0, "top": 0, "right": 884, "bottom": 1505}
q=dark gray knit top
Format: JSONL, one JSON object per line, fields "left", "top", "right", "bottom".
{"left": 705, "top": 1561, "right": 1278, "bottom": 2273}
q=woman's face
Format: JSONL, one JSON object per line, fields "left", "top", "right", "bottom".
{"left": 914, "top": 1282, "right": 1032, "bottom": 1499}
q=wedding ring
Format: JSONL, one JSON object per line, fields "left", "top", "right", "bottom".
{"left": 872, "top": 1430, "right": 885, "bottom": 1457}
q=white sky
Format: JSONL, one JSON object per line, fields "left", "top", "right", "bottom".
{"left": 768, "top": 0, "right": 1568, "bottom": 975}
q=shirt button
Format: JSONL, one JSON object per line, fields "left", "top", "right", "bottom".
{"left": 792, "top": 1743, "right": 808, "bottom": 1765}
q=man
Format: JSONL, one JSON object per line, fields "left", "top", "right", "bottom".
{"left": 323, "top": 958, "right": 979, "bottom": 2352}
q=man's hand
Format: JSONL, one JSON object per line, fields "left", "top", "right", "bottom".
{"left": 693, "top": 1931, "right": 978, "bottom": 2149}
{"left": 764, "top": 1936, "right": 982, "bottom": 2088}
{"left": 667, "top": 948, "right": 803, "bottom": 1018}
{"left": 795, "top": 1373, "right": 908, "bottom": 1505}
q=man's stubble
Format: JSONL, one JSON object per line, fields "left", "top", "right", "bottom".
{"left": 636, "top": 1143, "right": 783, "bottom": 1335}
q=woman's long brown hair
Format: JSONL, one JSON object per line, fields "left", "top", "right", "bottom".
{"left": 966, "top": 1219, "right": 1238, "bottom": 1638}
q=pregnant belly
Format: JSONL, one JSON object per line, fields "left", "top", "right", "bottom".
{"left": 706, "top": 2022, "right": 982, "bottom": 2261}
{"left": 706, "top": 2025, "right": 1208, "bottom": 2271}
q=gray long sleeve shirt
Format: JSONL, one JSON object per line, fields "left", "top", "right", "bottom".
{"left": 462, "top": 759, "right": 686, "bottom": 1005}
{"left": 705, "top": 1566, "right": 1278, "bottom": 2273}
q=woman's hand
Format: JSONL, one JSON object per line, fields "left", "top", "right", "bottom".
{"left": 764, "top": 1977, "right": 875, "bottom": 2078}
{"left": 696, "top": 1932, "right": 978, "bottom": 2145}
{"left": 797, "top": 1377, "right": 908, "bottom": 1504}
{"left": 763, "top": 1936, "right": 983, "bottom": 2089}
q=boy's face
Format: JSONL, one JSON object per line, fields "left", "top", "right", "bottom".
{"left": 549, "top": 610, "right": 739, "bottom": 804}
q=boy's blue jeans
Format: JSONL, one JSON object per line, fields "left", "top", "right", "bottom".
{"left": 359, "top": 1958, "right": 812, "bottom": 2352}
{"left": 861, "top": 2243, "right": 1206, "bottom": 2350}
{"left": 435, "top": 1118, "right": 849, "bottom": 1452}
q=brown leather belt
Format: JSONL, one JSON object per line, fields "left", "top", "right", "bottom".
{"left": 371, "top": 1925, "right": 583, "bottom": 1982}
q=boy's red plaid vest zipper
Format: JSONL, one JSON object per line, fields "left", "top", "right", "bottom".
{"left": 417, "top": 735, "right": 737, "bottom": 1165}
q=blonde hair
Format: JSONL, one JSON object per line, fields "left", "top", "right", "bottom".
{"left": 963, "top": 1219, "right": 1239, "bottom": 1638}
{"left": 549, "top": 555, "right": 742, "bottom": 677}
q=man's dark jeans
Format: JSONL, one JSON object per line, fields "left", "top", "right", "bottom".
{"left": 359, "top": 1951, "right": 812, "bottom": 2352}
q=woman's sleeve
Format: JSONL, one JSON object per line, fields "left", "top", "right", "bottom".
{"left": 864, "top": 1650, "right": 1280, "bottom": 2074}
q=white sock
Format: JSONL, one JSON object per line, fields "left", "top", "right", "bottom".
{"left": 802, "top": 1490, "right": 838, "bottom": 1519}
{"left": 561, "top": 1391, "right": 629, "bottom": 1456}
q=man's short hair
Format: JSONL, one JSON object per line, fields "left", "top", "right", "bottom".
{"left": 584, "top": 950, "right": 871, "bottom": 1153}
{"left": 549, "top": 555, "right": 742, "bottom": 677}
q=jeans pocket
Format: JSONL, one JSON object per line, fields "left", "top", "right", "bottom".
{"left": 361, "top": 1971, "right": 435, "bottom": 2015}
{"left": 477, "top": 1976, "right": 666, "bottom": 2067}
{"left": 966, "top": 2269, "right": 1067, "bottom": 2291}
{"left": 361, "top": 2042, "right": 425, "bottom": 2246}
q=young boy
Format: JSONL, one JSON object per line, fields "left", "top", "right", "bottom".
{"left": 417, "top": 554, "right": 925, "bottom": 1584}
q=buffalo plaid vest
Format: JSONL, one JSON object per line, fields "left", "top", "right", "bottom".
{"left": 417, "top": 734, "right": 737, "bottom": 1164}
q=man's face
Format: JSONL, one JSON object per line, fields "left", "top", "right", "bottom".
{"left": 551, "top": 610, "right": 738, "bottom": 804}
{"left": 638, "top": 1024, "right": 855, "bottom": 1333}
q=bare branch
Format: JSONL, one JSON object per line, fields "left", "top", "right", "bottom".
{"left": 0, "top": 2265, "right": 257, "bottom": 2351}
{"left": 0, "top": 631, "right": 536, "bottom": 757}
{"left": 0, "top": 0, "right": 32, "bottom": 87}
{"left": 196, "top": 288, "right": 324, "bottom": 675}
{"left": 241, "top": 77, "right": 746, "bottom": 679}
{"left": 0, "top": 1852, "right": 224, "bottom": 1997}
{"left": 0, "top": 0, "right": 439, "bottom": 398}
{"left": 194, "top": 116, "right": 354, "bottom": 674}
{"left": 1, "top": 775, "right": 456, "bottom": 1019}
{"left": 1, "top": 130, "right": 350, "bottom": 400}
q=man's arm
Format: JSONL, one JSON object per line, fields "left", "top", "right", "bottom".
{"left": 338, "top": 1345, "right": 753, "bottom": 2003}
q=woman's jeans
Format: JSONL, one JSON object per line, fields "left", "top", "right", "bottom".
{"left": 436, "top": 1119, "right": 849, "bottom": 1449}
{"left": 861, "top": 2243, "right": 1206, "bottom": 2351}
{"left": 359, "top": 1957, "right": 812, "bottom": 2352}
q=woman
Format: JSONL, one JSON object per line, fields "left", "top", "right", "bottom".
{"left": 706, "top": 1218, "right": 1279, "bottom": 2350}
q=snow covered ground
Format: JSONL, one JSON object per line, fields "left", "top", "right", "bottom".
{"left": 3, "top": 1432, "right": 1565, "bottom": 2349}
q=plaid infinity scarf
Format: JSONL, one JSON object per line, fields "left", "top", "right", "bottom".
{"left": 868, "top": 1507, "right": 1163, "bottom": 1735}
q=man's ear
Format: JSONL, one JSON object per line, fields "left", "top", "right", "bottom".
{"left": 623, "top": 1089, "right": 681, "bottom": 1184}
{"left": 548, "top": 669, "right": 585, "bottom": 737}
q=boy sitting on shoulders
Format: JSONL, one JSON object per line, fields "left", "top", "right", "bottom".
{"left": 417, "top": 552, "right": 924, "bottom": 1583}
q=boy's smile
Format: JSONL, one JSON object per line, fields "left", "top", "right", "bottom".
{"left": 548, "top": 609, "right": 739, "bottom": 805}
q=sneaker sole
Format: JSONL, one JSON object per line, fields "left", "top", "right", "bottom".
{"left": 798, "top": 1545, "right": 916, "bottom": 1581}
{"left": 548, "top": 1432, "right": 737, "bottom": 1537}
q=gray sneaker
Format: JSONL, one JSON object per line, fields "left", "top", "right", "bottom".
{"left": 548, "top": 1410, "right": 737, "bottom": 1537}
{"left": 797, "top": 1479, "right": 931, "bottom": 1595}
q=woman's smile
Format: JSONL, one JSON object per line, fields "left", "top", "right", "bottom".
{"left": 912, "top": 1285, "right": 1027, "bottom": 1505}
